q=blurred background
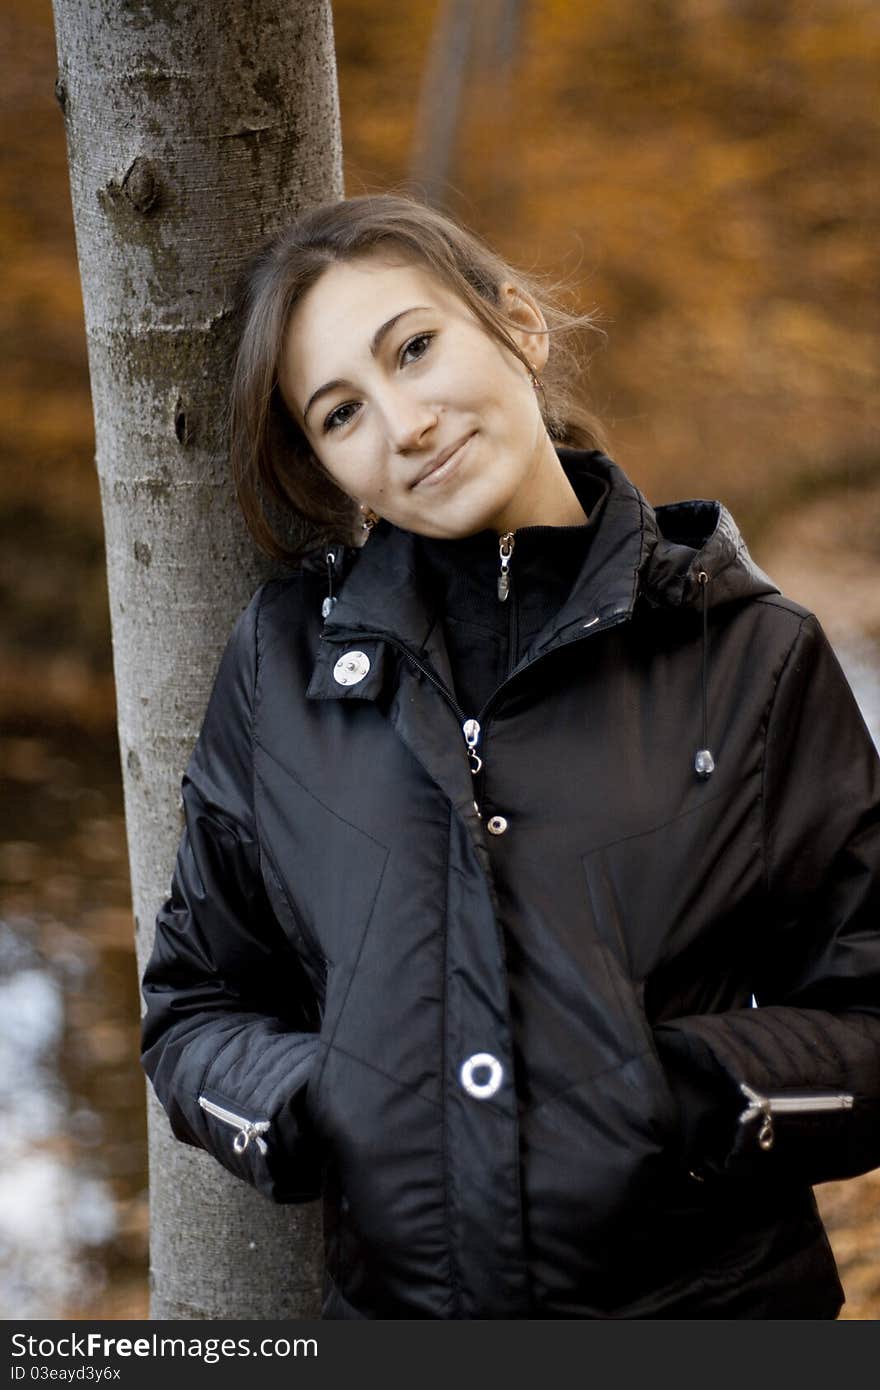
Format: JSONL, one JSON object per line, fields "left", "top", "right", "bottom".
{"left": 1, "top": 0, "right": 878, "bottom": 1319}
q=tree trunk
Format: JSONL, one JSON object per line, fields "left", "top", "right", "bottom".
{"left": 50, "top": 0, "right": 343, "bottom": 1320}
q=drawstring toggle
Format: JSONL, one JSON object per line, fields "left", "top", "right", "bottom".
{"left": 694, "top": 749, "right": 715, "bottom": 778}
{"left": 694, "top": 570, "right": 715, "bottom": 779}
{"left": 322, "top": 550, "right": 338, "bottom": 620}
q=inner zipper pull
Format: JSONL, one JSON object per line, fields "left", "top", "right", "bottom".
{"left": 498, "top": 532, "right": 515, "bottom": 602}
{"left": 462, "top": 718, "right": 482, "bottom": 775}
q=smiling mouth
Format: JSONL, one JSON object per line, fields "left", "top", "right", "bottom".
{"left": 411, "top": 433, "right": 475, "bottom": 490}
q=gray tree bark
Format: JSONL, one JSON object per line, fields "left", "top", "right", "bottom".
{"left": 50, "top": 0, "right": 343, "bottom": 1320}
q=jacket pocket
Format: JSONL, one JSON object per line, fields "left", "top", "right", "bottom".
{"left": 582, "top": 843, "right": 668, "bottom": 1061}
{"left": 581, "top": 841, "right": 686, "bottom": 1152}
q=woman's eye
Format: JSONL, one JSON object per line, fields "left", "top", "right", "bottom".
{"left": 400, "top": 332, "right": 433, "bottom": 366}
{"left": 321, "top": 335, "right": 433, "bottom": 431}
{"left": 324, "top": 401, "right": 359, "bottom": 433}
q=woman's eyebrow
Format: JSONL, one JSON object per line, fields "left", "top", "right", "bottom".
{"left": 302, "top": 306, "right": 432, "bottom": 423}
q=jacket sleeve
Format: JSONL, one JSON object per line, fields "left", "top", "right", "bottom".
{"left": 140, "top": 586, "right": 324, "bottom": 1203}
{"left": 655, "top": 610, "right": 880, "bottom": 1184}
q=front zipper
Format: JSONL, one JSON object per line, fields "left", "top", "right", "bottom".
{"left": 198, "top": 1095, "right": 271, "bottom": 1155}
{"left": 352, "top": 638, "right": 481, "bottom": 784}
{"left": 738, "top": 1081, "right": 854, "bottom": 1151}
{"left": 324, "top": 610, "right": 629, "bottom": 814}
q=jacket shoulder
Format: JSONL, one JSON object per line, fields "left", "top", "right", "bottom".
{"left": 745, "top": 592, "right": 828, "bottom": 644}
{"left": 253, "top": 571, "right": 327, "bottom": 633}
{"left": 725, "top": 594, "right": 831, "bottom": 667}
{"left": 207, "top": 575, "right": 323, "bottom": 705}
{"left": 749, "top": 593, "right": 822, "bottom": 637}
{"left": 750, "top": 593, "right": 814, "bottom": 623}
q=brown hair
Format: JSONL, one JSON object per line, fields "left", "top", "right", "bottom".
{"left": 229, "top": 192, "right": 609, "bottom": 565}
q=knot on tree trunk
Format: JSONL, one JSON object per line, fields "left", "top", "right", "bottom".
{"left": 174, "top": 397, "right": 196, "bottom": 446}
{"left": 121, "top": 157, "right": 161, "bottom": 214}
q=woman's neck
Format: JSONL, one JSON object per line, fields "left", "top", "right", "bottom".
{"left": 490, "top": 435, "right": 588, "bottom": 532}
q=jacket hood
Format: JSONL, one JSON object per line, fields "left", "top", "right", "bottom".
{"left": 640, "top": 490, "right": 779, "bottom": 612}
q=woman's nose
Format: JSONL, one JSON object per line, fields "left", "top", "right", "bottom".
{"left": 379, "top": 385, "right": 438, "bottom": 450}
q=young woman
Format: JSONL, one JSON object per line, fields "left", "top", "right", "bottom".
{"left": 141, "top": 194, "right": 880, "bottom": 1319}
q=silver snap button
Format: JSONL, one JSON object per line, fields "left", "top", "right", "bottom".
{"left": 459, "top": 1053, "right": 503, "bottom": 1100}
{"left": 486, "top": 815, "right": 508, "bottom": 836}
{"left": 333, "top": 650, "right": 371, "bottom": 686}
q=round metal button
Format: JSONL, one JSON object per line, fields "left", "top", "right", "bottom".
{"left": 333, "top": 650, "right": 371, "bottom": 686}
{"left": 459, "top": 1053, "right": 503, "bottom": 1100}
{"left": 486, "top": 815, "right": 508, "bottom": 836}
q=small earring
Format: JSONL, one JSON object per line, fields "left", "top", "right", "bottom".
{"left": 528, "top": 363, "right": 542, "bottom": 392}
{"left": 360, "top": 507, "right": 379, "bottom": 535}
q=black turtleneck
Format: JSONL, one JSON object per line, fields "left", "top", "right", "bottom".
{"left": 413, "top": 467, "right": 610, "bottom": 719}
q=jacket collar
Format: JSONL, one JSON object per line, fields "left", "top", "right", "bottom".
{"left": 306, "top": 448, "right": 779, "bottom": 702}
{"left": 320, "top": 452, "right": 645, "bottom": 638}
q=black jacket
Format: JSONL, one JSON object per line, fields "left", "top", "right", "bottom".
{"left": 141, "top": 450, "right": 880, "bottom": 1318}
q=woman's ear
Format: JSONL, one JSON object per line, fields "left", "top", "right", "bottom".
{"left": 498, "top": 280, "right": 550, "bottom": 373}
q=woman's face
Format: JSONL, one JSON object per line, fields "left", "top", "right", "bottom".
{"left": 278, "top": 252, "right": 566, "bottom": 538}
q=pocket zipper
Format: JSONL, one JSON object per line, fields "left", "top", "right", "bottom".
{"left": 738, "top": 1081, "right": 854, "bottom": 1151}
{"left": 198, "top": 1095, "right": 271, "bottom": 1155}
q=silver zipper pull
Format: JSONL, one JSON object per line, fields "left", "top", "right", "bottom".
{"left": 737, "top": 1083, "right": 854, "bottom": 1153}
{"left": 233, "top": 1121, "right": 271, "bottom": 1155}
{"left": 757, "top": 1113, "right": 774, "bottom": 1151}
{"left": 198, "top": 1095, "right": 271, "bottom": 1155}
{"left": 463, "top": 718, "right": 482, "bottom": 774}
{"left": 498, "top": 532, "right": 515, "bottom": 602}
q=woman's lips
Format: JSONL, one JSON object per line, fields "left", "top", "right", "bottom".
{"left": 412, "top": 433, "right": 475, "bottom": 490}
